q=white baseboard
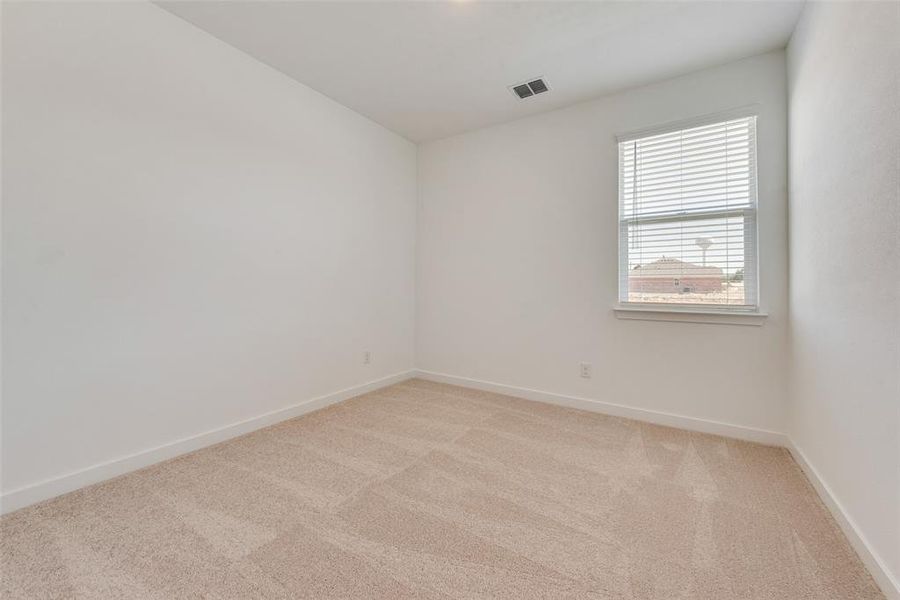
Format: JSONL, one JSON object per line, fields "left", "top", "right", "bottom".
{"left": 788, "top": 442, "right": 900, "bottom": 600}
{"left": 0, "top": 370, "right": 415, "bottom": 516}
{"left": 414, "top": 370, "right": 788, "bottom": 446}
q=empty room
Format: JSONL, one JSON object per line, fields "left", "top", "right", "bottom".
{"left": 1, "top": 0, "right": 898, "bottom": 598}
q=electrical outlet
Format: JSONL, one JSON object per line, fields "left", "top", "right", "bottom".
{"left": 579, "top": 362, "right": 592, "bottom": 378}
{"left": 363, "top": 351, "right": 372, "bottom": 365}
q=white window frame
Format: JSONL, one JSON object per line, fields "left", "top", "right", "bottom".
{"left": 614, "top": 108, "right": 765, "bottom": 324}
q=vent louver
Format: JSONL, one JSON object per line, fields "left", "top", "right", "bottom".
{"left": 510, "top": 78, "right": 550, "bottom": 99}
{"left": 512, "top": 84, "right": 533, "bottom": 99}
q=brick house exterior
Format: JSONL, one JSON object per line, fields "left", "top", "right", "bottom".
{"left": 629, "top": 257, "right": 724, "bottom": 294}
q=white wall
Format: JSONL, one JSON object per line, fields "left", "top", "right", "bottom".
{"left": 1, "top": 2, "right": 416, "bottom": 500}
{"left": 787, "top": 1, "right": 900, "bottom": 593}
{"left": 416, "top": 52, "right": 788, "bottom": 436}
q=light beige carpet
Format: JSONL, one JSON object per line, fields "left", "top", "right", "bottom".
{"left": 0, "top": 379, "right": 884, "bottom": 599}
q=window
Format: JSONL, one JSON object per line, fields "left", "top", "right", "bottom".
{"left": 618, "top": 113, "right": 759, "bottom": 311}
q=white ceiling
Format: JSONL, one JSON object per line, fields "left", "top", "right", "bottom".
{"left": 158, "top": 1, "right": 805, "bottom": 142}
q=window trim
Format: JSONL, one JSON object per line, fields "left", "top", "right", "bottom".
{"left": 616, "top": 105, "right": 761, "bottom": 144}
{"left": 613, "top": 304, "right": 768, "bottom": 326}
{"left": 616, "top": 108, "right": 763, "bottom": 316}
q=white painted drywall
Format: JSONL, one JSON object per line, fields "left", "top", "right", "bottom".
{"left": 416, "top": 51, "right": 788, "bottom": 434}
{"left": 787, "top": 1, "right": 900, "bottom": 590}
{"left": 1, "top": 2, "right": 416, "bottom": 497}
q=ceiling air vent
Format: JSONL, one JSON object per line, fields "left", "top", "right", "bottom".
{"left": 510, "top": 78, "right": 550, "bottom": 100}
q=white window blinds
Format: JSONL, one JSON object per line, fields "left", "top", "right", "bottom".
{"left": 618, "top": 114, "right": 758, "bottom": 309}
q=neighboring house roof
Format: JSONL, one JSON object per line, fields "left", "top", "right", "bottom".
{"left": 631, "top": 257, "right": 723, "bottom": 278}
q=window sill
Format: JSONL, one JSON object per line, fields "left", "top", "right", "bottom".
{"left": 613, "top": 304, "right": 768, "bottom": 326}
